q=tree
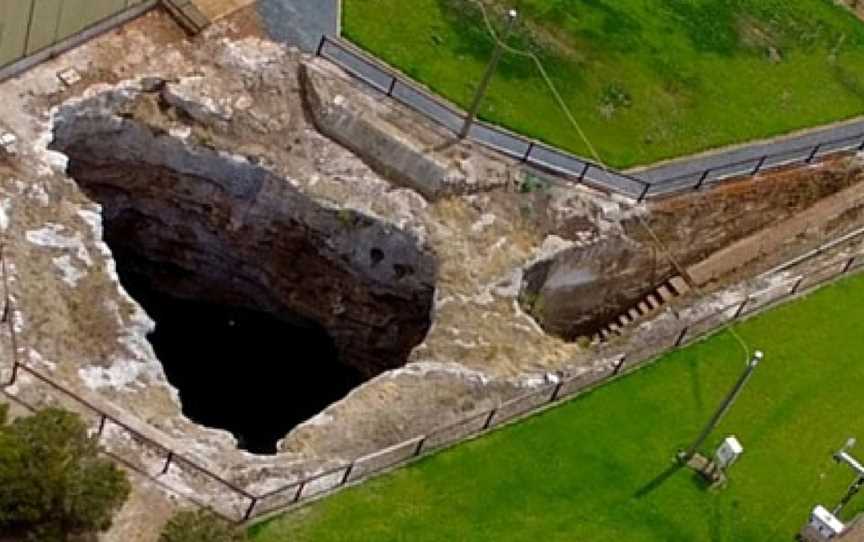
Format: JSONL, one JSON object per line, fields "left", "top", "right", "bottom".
{"left": 159, "top": 509, "right": 248, "bottom": 542}
{"left": 0, "top": 405, "right": 131, "bottom": 541}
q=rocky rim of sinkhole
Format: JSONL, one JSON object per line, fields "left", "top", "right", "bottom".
{"left": 3, "top": 30, "right": 862, "bottom": 491}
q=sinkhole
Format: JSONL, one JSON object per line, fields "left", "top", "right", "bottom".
{"left": 113, "top": 257, "right": 361, "bottom": 454}
{"left": 50, "top": 91, "right": 438, "bottom": 454}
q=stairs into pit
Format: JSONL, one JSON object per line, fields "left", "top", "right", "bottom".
{"left": 590, "top": 276, "right": 691, "bottom": 344}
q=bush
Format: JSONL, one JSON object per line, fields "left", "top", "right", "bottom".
{"left": 160, "top": 509, "right": 248, "bottom": 542}
{"left": 0, "top": 405, "right": 131, "bottom": 541}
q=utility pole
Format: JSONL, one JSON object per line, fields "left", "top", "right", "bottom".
{"left": 459, "top": 8, "right": 518, "bottom": 139}
{"left": 679, "top": 350, "right": 763, "bottom": 463}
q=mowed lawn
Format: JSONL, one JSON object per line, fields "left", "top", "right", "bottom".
{"left": 342, "top": 0, "right": 864, "bottom": 168}
{"left": 251, "top": 272, "right": 864, "bottom": 542}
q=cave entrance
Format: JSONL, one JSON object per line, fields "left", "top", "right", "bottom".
{"left": 50, "top": 90, "right": 437, "bottom": 455}
{"left": 115, "top": 254, "right": 362, "bottom": 454}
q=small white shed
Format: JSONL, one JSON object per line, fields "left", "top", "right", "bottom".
{"left": 809, "top": 505, "right": 845, "bottom": 540}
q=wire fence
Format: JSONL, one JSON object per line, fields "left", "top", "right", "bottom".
{"left": 644, "top": 133, "right": 864, "bottom": 198}
{"left": 1, "top": 233, "right": 863, "bottom": 523}
{"left": 0, "top": 243, "right": 256, "bottom": 523}
{"left": 317, "top": 35, "right": 864, "bottom": 202}
{"left": 316, "top": 36, "right": 651, "bottom": 200}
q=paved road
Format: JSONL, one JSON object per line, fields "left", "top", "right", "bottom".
{"left": 256, "top": 0, "right": 339, "bottom": 52}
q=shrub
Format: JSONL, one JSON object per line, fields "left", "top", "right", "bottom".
{"left": 0, "top": 406, "right": 131, "bottom": 541}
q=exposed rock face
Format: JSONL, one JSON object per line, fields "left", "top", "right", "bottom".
{"left": 686, "top": 178, "right": 864, "bottom": 285}
{"left": 521, "top": 235, "right": 669, "bottom": 339}
{"left": 522, "top": 154, "right": 864, "bottom": 341}
{"left": 8, "top": 20, "right": 864, "bottom": 536}
{"left": 50, "top": 88, "right": 438, "bottom": 378}
{"left": 301, "top": 59, "right": 513, "bottom": 199}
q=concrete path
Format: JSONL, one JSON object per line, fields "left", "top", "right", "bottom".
{"left": 256, "top": 0, "right": 339, "bottom": 52}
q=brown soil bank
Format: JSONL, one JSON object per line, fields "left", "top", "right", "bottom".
{"left": 522, "top": 155, "right": 864, "bottom": 340}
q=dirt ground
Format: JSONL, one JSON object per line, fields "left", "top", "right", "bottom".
{"left": 101, "top": 466, "right": 183, "bottom": 542}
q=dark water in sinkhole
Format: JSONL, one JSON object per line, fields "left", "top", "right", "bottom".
{"left": 115, "top": 267, "right": 364, "bottom": 455}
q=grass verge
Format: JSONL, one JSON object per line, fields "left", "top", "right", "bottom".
{"left": 342, "top": 0, "right": 864, "bottom": 168}
{"left": 251, "top": 272, "right": 864, "bottom": 541}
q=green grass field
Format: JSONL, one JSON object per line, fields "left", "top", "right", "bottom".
{"left": 342, "top": 0, "right": 864, "bottom": 168}
{"left": 251, "top": 272, "right": 864, "bottom": 542}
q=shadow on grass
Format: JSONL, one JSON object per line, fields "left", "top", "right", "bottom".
{"left": 633, "top": 461, "right": 686, "bottom": 499}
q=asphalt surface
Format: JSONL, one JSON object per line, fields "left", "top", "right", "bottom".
{"left": 256, "top": 0, "right": 339, "bottom": 52}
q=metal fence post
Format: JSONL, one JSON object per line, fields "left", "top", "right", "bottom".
{"left": 752, "top": 156, "right": 767, "bottom": 175}
{"left": 550, "top": 381, "right": 564, "bottom": 402}
{"left": 577, "top": 162, "right": 590, "bottom": 182}
{"left": 293, "top": 481, "right": 307, "bottom": 504}
{"left": 806, "top": 144, "right": 822, "bottom": 164}
{"left": 386, "top": 77, "right": 397, "bottom": 97}
{"left": 695, "top": 169, "right": 711, "bottom": 190}
{"left": 674, "top": 326, "right": 689, "bottom": 347}
{"left": 414, "top": 437, "right": 426, "bottom": 457}
{"left": 612, "top": 356, "right": 627, "bottom": 376}
{"left": 637, "top": 183, "right": 651, "bottom": 203}
{"left": 790, "top": 277, "right": 805, "bottom": 295}
{"left": 482, "top": 408, "right": 497, "bottom": 430}
{"left": 521, "top": 142, "right": 535, "bottom": 163}
{"left": 843, "top": 257, "right": 856, "bottom": 274}
{"left": 160, "top": 452, "right": 174, "bottom": 476}
{"left": 733, "top": 297, "right": 749, "bottom": 319}
{"left": 340, "top": 463, "right": 354, "bottom": 485}
{"left": 242, "top": 497, "right": 258, "bottom": 522}
{"left": 316, "top": 35, "right": 327, "bottom": 57}
{"left": 95, "top": 414, "right": 108, "bottom": 440}
{"left": 7, "top": 362, "right": 18, "bottom": 387}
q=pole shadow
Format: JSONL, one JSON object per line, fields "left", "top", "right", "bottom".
{"left": 633, "top": 461, "right": 686, "bottom": 499}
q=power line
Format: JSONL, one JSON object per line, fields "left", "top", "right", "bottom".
{"left": 473, "top": 1, "right": 753, "bottom": 365}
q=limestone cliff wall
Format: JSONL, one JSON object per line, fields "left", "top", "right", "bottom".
{"left": 522, "top": 155, "right": 864, "bottom": 340}
{"left": 50, "top": 88, "right": 438, "bottom": 378}
{"left": 300, "top": 59, "right": 511, "bottom": 199}
{"left": 521, "top": 236, "right": 669, "bottom": 339}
